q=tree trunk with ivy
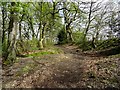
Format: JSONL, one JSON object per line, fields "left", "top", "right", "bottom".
{"left": 3, "top": 2, "right": 17, "bottom": 64}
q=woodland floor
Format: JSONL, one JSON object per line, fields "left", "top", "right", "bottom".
{"left": 2, "top": 44, "right": 120, "bottom": 89}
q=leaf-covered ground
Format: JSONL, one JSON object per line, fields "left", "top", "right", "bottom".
{"left": 2, "top": 45, "right": 120, "bottom": 89}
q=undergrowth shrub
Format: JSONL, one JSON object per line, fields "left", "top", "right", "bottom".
{"left": 73, "top": 32, "right": 84, "bottom": 45}
{"left": 96, "top": 38, "right": 120, "bottom": 50}
{"left": 57, "top": 30, "right": 67, "bottom": 44}
{"left": 16, "top": 39, "right": 39, "bottom": 54}
{"left": 79, "top": 40, "right": 93, "bottom": 51}
{"left": 78, "top": 38, "right": 120, "bottom": 51}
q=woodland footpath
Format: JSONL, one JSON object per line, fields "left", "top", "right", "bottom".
{"left": 1, "top": 1, "right": 120, "bottom": 89}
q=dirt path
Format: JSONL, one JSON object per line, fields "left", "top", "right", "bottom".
{"left": 2, "top": 45, "right": 120, "bottom": 89}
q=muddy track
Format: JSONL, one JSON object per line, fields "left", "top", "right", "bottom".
{"left": 2, "top": 45, "right": 120, "bottom": 89}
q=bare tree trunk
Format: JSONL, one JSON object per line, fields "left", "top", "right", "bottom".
{"left": 2, "top": 4, "right": 6, "bottom": 44}
{"left": 63, "top": 2, "right": 77, "bottom": 43}
{"left": 83, "top": 1, "right": 93, "bottom": 41}
{"left": 118, "top": 2, "right": 120, "bottom": 37}
{"left": 30, "top": 17, "right": 35, "bottom": 40}
{"left": 19, "top": 14, "right": 24, "bottom": 41}
{"left": 66, "top": 26, "right": 74, "bottom": 42}
{"left": 2, "top": 3, "right": 7, "bottom": 59}
{"left": 91, "top": 36, "right": 96, "bottom": 49}
{"left": 39, "top": 23, "right": 46, "bottom": 49}
{"left": 82, "top": 1, "right": 94, "bottom": 51}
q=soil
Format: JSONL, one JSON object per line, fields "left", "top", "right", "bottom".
{"left": 2, "top": 44, "right": 120, "bottom": 89}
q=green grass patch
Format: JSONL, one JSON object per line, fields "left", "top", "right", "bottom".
{"left": 25, "top": 46, "right": 63, "bottom": 57}
{"left": 15, "top": 63, "right": 38, "bottom": 76}
{"left": 26, "top": 51, "right": 54, "bottom": 57}
{"left": 17, "top": 45, "right": 63, "bottom": 58}
{"left": 21, "top": 65, "right": 31, "bottom": 73}
{"left": 108, "top": 53, "right": 120, "bottom": 58}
